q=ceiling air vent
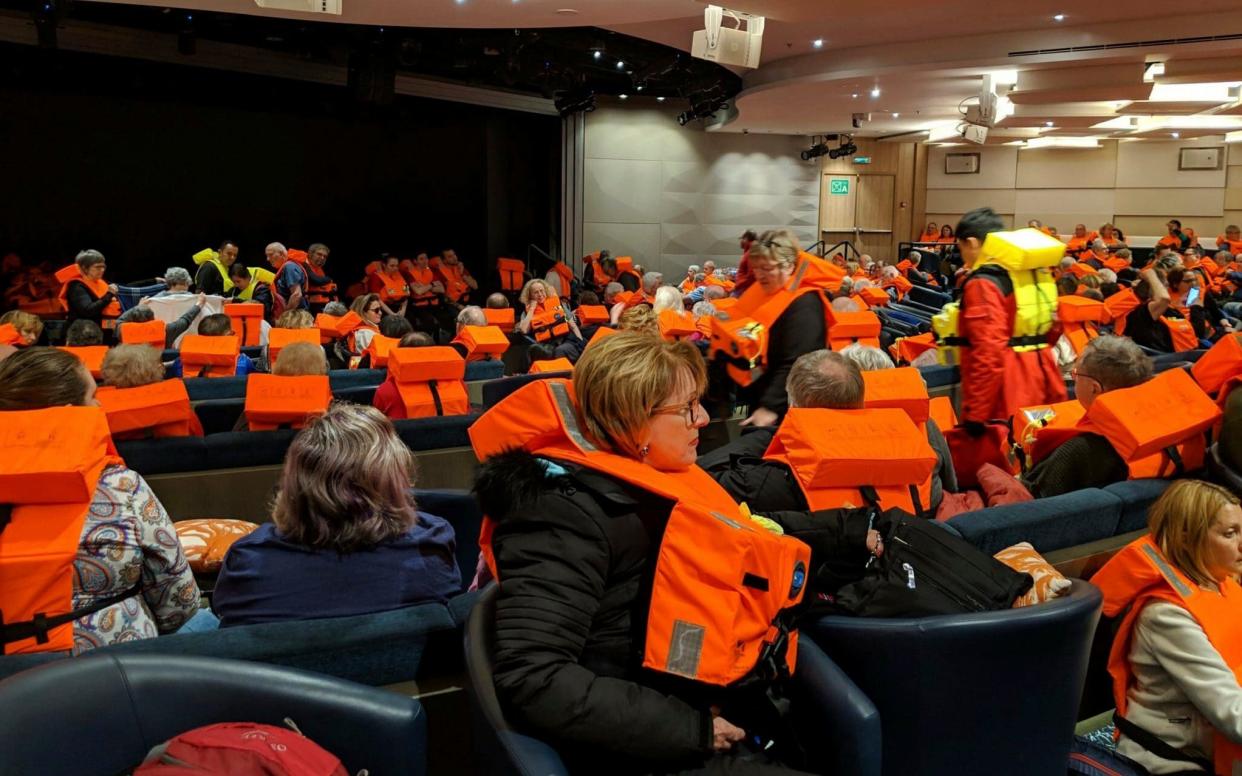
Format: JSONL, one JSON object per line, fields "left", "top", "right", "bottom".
{"left": 1010, "top": 32, "right": 1242, "bottom": 57}
{"left": 254, "top": 0, "right": 341, "bottom": 15}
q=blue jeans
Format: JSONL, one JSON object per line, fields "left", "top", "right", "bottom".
{"left": 177, "top": 608, "right": 220, "bottom": 634}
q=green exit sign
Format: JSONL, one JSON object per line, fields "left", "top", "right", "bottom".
{"left": 853, "top": 156, "right": 872, "bottom": 164}
{"left": 830, "top": 179, "right": 850, "bottom": 195}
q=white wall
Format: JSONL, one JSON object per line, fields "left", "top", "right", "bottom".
{"left": 922, "top": 139, "right": 1241, "bottom": 240}
{"left": 582, "top": 104, "right": 818, "bottom": 278}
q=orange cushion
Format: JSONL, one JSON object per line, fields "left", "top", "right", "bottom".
{"left": 175, "top": 518, "right": 260, "bottom": 573}
{"left": 994, "top": 542, "right": 1072, "bottom": 608}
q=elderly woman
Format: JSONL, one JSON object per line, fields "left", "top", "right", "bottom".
{"left": 476, "top": 332, "right": 821, "bottom": 775}
{"left": 59, "top": 249, "right": 120, "bottom": 325}
{"left": 735, "top": 230, "right": 828, "bottom": 427}
{"left": 0, "top": 309, "right": 42, "bottom": 346}
{"left": 1094, "top": 480, "right": 1242, "bottom": 776}
{"left": 516, "top": 278, "right": 581, "bottom": 344}
{"left": 0, "top": 347, "right": 200, "bottom": 652}
{"left": 212, "top": 403, "right": 461, "bottom": 627}
{"left": 99, "top": 344, "right": 205, "bottom": 439}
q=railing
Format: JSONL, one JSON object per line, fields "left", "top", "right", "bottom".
{"left": 525, "top": 244, "right": 556, "bottom": 274}
{"left": 820, "top": 240, "right": 860, "bottom": 262}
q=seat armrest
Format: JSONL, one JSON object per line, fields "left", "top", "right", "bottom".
{"left": 792, "top": 637, "right": 881, "bottom": 776}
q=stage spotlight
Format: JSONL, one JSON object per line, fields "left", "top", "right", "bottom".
{"left": 800, "top": 143, "right": 829, "bottom": 161}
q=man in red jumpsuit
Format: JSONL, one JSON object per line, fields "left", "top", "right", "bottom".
{"left": 956, "top": 206, "right": 1067, "bottom": 435}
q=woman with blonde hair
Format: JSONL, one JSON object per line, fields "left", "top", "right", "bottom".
{"left": 100, "top": 344, "right": 166, "bottom": 388}
{"left": 343, "top": 292, "right": 384, "bottom": 355}
{"left": 212, "top": 403, "right": 461, "bottom": 627}
{"left": 1094, "top": 479, "right": 1242, "bottom": 775}
{"left": 516, "top": 277, "right": 581, "bottom": 345}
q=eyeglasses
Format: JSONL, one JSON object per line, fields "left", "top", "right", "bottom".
{"left": 651, "top": 397, "right": 704, "bottom": 428}
{"left": 367, "top": 306, "right": 382, "bottom": 314}
{"left": 1071, "top": 367, "right": 1099, "bottom": 385}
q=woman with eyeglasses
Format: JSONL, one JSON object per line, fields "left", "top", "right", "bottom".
{"left": 475, "top": 332, "right": 820, "bottom": 775}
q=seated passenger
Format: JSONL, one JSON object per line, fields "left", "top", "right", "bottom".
{"left": 212, "top": 403, "right": 461, "bottom": 627}
{"left": 474, "top": 332, "right": 829, "bottom": 774}
{"left": 1021, "top": 336, "right": 1151, "bottom": 498}
{"left": 116, "top": 291, "right": 207, "bottom": 350}
{"left": 234, "top": 341, "right": 331, "bottom": 432}
{"left": 0, "top": 347, "right": 199, "bottom": 652}
{"left": 1093, "top": 480, "right": 1242, "bottom": 776}
{"left": 0, "top": 309, "right": 42, "bottom": 346}
{"left": 448, "top": 305, "right": 487, "bottom": 359}
{"left": 64, "top": 319, "right": 104, "bottom": 347}
{"left": 343, "top": 293, "right": 384, "bottom": 356}
{"left": 371, "top": 331, "right": 434, "bottom": 420}
{"left": 172, "top": 313, "right": 255, "bottom": 377}
{"left": 98, "top": 344, "right": 204, "bottom": 439}
{"left": 1122, "top": 267, "right": 1206, "bottom": 353}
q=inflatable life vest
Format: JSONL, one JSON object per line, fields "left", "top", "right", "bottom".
{"left": 267, "top": 327, "right": 319, "bottom": 368}
{"left": 1093, "top": 536, "right": 1242, "bottom": 776}
{"left": 180, "top": 334, "right": 240, "bottom": 379}
{"left": 862, "top": 367, "right": 930, "bottom": 429}
{"left": 1192, "top": 334, "right": 1242, "bottom": 396}
{"left": 58, "top": 346, "right": 108, "bottom": 379}
{"left": 1058, "top": 295, "right": 1104, "bottom": 357}
{"left": 826, "top": 309, "right": 882, "bottom": 352}
{"left": 496, "top": 258, "right": 526, "bottom": 293}
{"left": 529, "top": 298, "right": 570, "bottom": 343}
{"left": 95, "top": 380, "right": 201, "bottom": 440}
{"left": 119, "top": 319, "right": 167, "bottom": 349}
{"left": 482, "top": 307, "right": 515, "bottom": 333}
{"left": 1104, "top": 288, "right": 1141, "bottom": 336}
{"left": 529, "top": 357, "right": 574, "bottom": 374}
{"left": 932, "top": 229, "right": 1061, "bottom": 367}
{"left": 244, "top": 374, "right": 332, "bottom": 431}
{"left": 387, "top": 346, "right": 469, "bottom": 418}
{"left": 55, "top": 264, "right": 121, "bottom": 319}
{"left": 366, "top": 263, "right": 410, "bottom": 306}
{"left": 576, "top": 305, "right": 610, "bottom": 327}
{"left": 223, "top": 302, "right": 264, "bottom": 347}
{"left": 470, "top": 378, "right": 811, "bottom": 686}
{"left": 658, "top": 309, "right": 698, "bottom": 341}
{"left": 451, "top": 325, "right": 508, "bottom": 362}
{"left": 764, "top": 408, "right": 938, "bottom": 515}
{"left": 364, "top": 334, "right": 400, "bottom": 369}
{"left": 0, "top": 407, "right": 130, "bottom": 655}
{"left": 1074, "top": 368, "right": 1221, "bottom": 479}
{"left": 710, "top": 253, "right": 844, "bottom": 386}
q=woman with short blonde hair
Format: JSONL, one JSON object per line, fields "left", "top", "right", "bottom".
{"left": 0, "top": 310, "right": 43, "bottom": 346}
{"left": 271, "top": 340, "right": 328, "bottom": 376}
{"left": 274, "top": 308, "right": 315, "bottom": 329}
{"left": 618, "top": 304, "right": 658, "bottom": 337}
{"left": 101, "top": 344, "right": 165, "bottom": 388}
{"left": 212, "top": 403, "right": 461, "bottom": 626}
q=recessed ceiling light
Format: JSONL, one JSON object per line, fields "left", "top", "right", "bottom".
{"left": 616, "top": 60, "right": 625, "bottom": 69}
{"left": 455, "top": 0, "right": 466, "bottom": 4}
{"left": 851, "top": 93, "right": 859, "bottom": 99}
{"left": 554, "top": 8, "right": 579, "bottom": 14}
{"left": 812, "top": 38, "right": 823, "bottom": 48}
{"left": 636, "top": 84, "right": 644, "bottom": 91}
{"left": 1045, "top": 121, "right": 1055, "bottom": 127}
{"left": 619, "top": 94, "right": 628, "bottom": 100}
{"left": 592, "top": 50, "right": 601, "bottom": 60}
{"left": 892, "top": 112, "right": 900, "bottom": 118}
{"left": 656, "top": 96, "right": 666, "bottom": 102}
{"left": 1053, "top": 13, "right": 1065, "bottom": 21}
{"left": 870, "top": 87, "right": 881, "bottom": 98}
{"left": 1171, "top": 131, "right": 1181, "bottom": 138}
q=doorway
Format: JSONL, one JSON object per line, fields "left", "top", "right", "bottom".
{"left": 819, "top": 173, "right": 895, "bottom": 260}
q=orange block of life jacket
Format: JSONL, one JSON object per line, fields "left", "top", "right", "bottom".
{"left": 482, "top": 307, "right": 515, "bottom": 333}
{"left": 1058, "top": 295, "right": 1105, "bottom": 323}
{"left": 244, "top": 374, "right": 332, "bottom": 431}
{"left": 453, "top": 325, "right": 509, "bottom": 361}
{"left": 1193, "top": 334, "right": 1242, "bottom": 396}
{"left": 529, "top": 357, "right": 574, "bottom": 374}
{"left": 862, "top": 367, "right": 931, "bottom": 426}
{"left": 388, "top": 346, "right": 469, "bottom": 418}
{"left": 576, "top": 305, "right": 610, "bottom": 326}
{"left": 119, "top": 320, "right": 167, "bottom": 349}
{"left": 180, "top": 335, "right": 240, "bottom": 378}
{"left": 0, "top": 406, "right": 118, "bottom": 654}
{"left": 267, "top": 328, "right": 320, "bottom": 368}
{"left": 315, "top": 313, "right": 344, "bottom": 344}
{"left": 223, "top": 303, "right": 263, "bottom": 347}
{"left": 57, "top": 346, "right": 109, "bottom": 379}
{"left": 826, "top": 310, "right": 882, "bottom": 351}
{"left": 659, "top": 310, "right": 698, "bottom": 341}
{"left": 95, "top": 380, "right": 199, "bottom": 439}
{"left": 497, "top": 258, "right": 526, "bottom": 293}
{"left": 364, "top": 334, "right": 401, "bottom": 368}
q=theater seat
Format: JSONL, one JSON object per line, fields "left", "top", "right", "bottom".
{"left": 116, "top": 435, "right": 208, "bottom": 475}
{"left": 333, "top": 385, "right": 379, "bottom": 405}
{"left": 482, "top": 372, "right": 571, "bottom": 409}
{"left": 394, "top": 414, "right": 479, "bottom": 450}
{"left": 204, "top": 429, "right": 298, "bottom": 469}
{"left": 947, "top": 488, "right": 1123, "bottom": 555}
{"left": 465, "top": 359, "right": 505, "bottom": 381}
{"left": 463, "top": 585, "right": 881, "bottom": 776}
{"left": 193, "top": 398, "right": 245, "bottom": 435}
{"left": 1102, "top": 479, "right": 1172, "bottom": 533}
{"left": 917, "top": 364, "right": 960, "bottom": 390}
{"left": 807, "top": 580, "right": 1102, "bottom": 776}
{"left": 184, "top": 374, "right": 248, "bottom": 401}
{"left": 0, "top": 653, "right": 427, "bottom": 776}
{"left": 415, "top": 489, "right": 482, "bottom": 591}
{"left": 907, "top": 285, "right": 951, "bottom": 309}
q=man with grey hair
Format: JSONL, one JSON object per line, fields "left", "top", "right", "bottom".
{"left": 641, "top": 271, "right": 664, "bottom": 296}
{"left": 450, "top": 305, "right": 499, "bottom": 362}
{"left": 305, "top": 242, "right": 337, "bottom": 313}
{"left": 263, "top": 241, "right": 307, "bottom": 313}
{"left": 1023, "top": 335, "right": 1153, "bottom": 498}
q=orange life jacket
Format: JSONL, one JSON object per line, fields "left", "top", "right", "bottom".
{"left": 438, "top": 262, "right": 470, "bottom": 303}
{"left": 529, "top": 298, "right": 570, "bottom": 343}
{"left": 710, "top": 254, "right": 843, "bottom": 386}
{"left": 658, "top": 309, "right": 698, "bottom": 341}
{"left": 1216, "top": 236, "right": 1242, "bottom": 255}
{"left": 0, "top": 324, "right": 21, "bottom": 347}
{"left": 528, "top": 357, "right": 574, "bottom": 374}
{"left": 584, "top": 254, "right": 612, "bottom": 290}
{"left": 1065, "top": 232, "right": 1099, "bottom": 254}
{"left": 366, "top": 263, "right": 410, "bottom": 305}
{"left": 119, "top": 319, "right": 167, "bottom": 349}
{"left": 1015, "top": 399, "right": 1087, "bottom": 468}
{"left": 1064, "top": 262, "right": 1098, "bottom": 279}
{"left": 387, "top": 346, "right": 469, "bottom": 418}
{"left": 1157, "top": 234, "right": 1184, "bottom": 249}
{"left": 1192, "top": 334, "right": 1242, "bottom": 396}
{"left": 315, "top": 313, "right": 344, "bottom": 345}
{"left": 585, "top": 325, "right": 618, "bottom": 351}
{"left": 363, "top": 334, "right": 400, "bottom": 369}
{"left": 575, "top": 305, "right": 610, "bottom": 326}
{"left": 614, "top": 257, "right": 642, "bottom": 291}
{"left": 918, "top": 229, "right": 940, "bottom": 243}
{"left": 827, "top": 308, "right": 882, "bottom": 352}
{"left": 890, "top": 332, "right": 937, "bottom": 365}
{"left": 764, "top": 408, "right": 938, "bottom": 515}
{"left": 679, "top": 277, "right": 700, "bottom": 294}
{"left": 451, "top": 325, "right": 509, "bottom": 362}
{"left": 856, "top": 286, "right": 890, "bottom": 308}
{"left": 95, "top": 380, "right": 201, "bottom": 440}
{"left": 1102, "top": 255, "right": 1131, "bottom": 273}
{"left": 862, "top": 367, "right": 931, "bottom": 429}
{"left": 223, "top": 302, "right": 264, "bottom": 347}
{"left": 1104, "top": 288, "right": 1141, "bottom": 335}
{"left": 549, "top": 262, "right": 575, "bottom": 299}
{"left": 180, "top": 334, "right": 240, "bottom": 379}
{"left": 305, "top": 272, "right": 337, "bottom": 306}
{"left": 401, "top": 262, "right": 441, "bottom": 308}
{"left": 1071, "top": 368, "right": 1221, "bottom": 478}
{"left": 267, "top": 327, "right": 319, "bottom": 368}
{"left": 1058, "top": 295, "right": 1105, "bottom": 356}
{"left": 482, "top": 307, "right": 515, "bottom": 333}
{"left": 496, "top": 258, "right": 526, "bottom": 293}
{"left": 929, "top": 395, "right": 958, "bottom": 432}
{"left": 469, "top": 378, "right": 811, "bottom": 686}
{"left": 58, "top": 346, "right": 108, "bottom": 379}
{"left": 704, "top": 272, "right": 734, "bottom": 292}
{"left": 1093, "top": 536, "right": 1242, "bottom": 776}
{"left": 0, "top": 407, "right": 126, "bottom": 654}
{"left": 1158, "top": 314, "right": 1200, "bottom": 353}
{"left": 244, "top": 374, "right": 332, "bottom": 431}
{"left": 55, "top": 264, "right": 120, "bottom": 318}
{"left": 882, "top": 274, "right": 913, "bottom": 299}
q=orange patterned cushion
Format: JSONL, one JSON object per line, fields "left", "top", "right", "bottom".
{"left": 994, "top": 542, "right": 1072, "bottom": 608}
{"left": 175, "top": 518, "right": 260, "bottom": 573}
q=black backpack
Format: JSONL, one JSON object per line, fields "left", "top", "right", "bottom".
{"left": 830, "top": 511, "right": 1032, "bottom": 617}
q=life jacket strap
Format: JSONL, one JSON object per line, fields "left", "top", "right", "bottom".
{"left": 1112, "top": 713, "right": 1213, "bottom": 772}
{"left": 429, "top": 380, "right": 444, "bottom": 416}
{"left": 1, "top": 582, "right": 143, "bottom": 653}
{"left": 1007, "top": 334, "right": 1048, "bottom": 348}
{"left": 754, "top": 614, "right": 794, "bottom": 683}
{"left": 1163, "top": 444, "right": 1185, "bottom": 478}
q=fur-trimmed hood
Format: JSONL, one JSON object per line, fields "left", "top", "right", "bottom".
{"left": 473, "top": 448, "right": 564, "bottom": 524}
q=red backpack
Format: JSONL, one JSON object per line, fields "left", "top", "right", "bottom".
{"left": 133, "top": 722, "right": 354, "bottom": 776}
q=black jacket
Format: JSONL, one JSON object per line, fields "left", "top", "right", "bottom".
{"left": 747, "top": 293, "right": 827, "bottom": 417}
{"left": 64, "top": 280, "right": 116, "bottom": 324}
{"left": 194, "top": 262, "right": 225, "bottom": 296}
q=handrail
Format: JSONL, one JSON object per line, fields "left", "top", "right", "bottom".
{"left": 525, "top": 244, "right": 556, "bottom": 273}
{"left": 822, "top": 240, "right": 859, "bottom": 262}
{"left": 805, "top": 240, "right": 827, "bottom": 257}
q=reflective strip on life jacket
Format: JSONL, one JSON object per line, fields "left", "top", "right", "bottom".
{"left": 862, "top": 367, "right": 930, "bottom": 426}
{"left": 0, "top": 407, "right": 121, "bottom": 654}
{"left": 95, "top": 380, "right": 198, "bottom": 439}
{"left": 468, "top": 378, "right": 811, "bottom": 686}
{"left": 244, "top": 374, "right": 332, "bottom": 431}
{"left": 57, "top": 346, "right": 109, "bottom": 379}
{"left": 1093, "top": 536, "right": 1242, "bottom": 776}
{"left": 388, "top": 346, "right": 469, "bottom": 418}
{"left": 452, "top": 325, "right": 509, "bottom": 362}
{"left": 1192, "top": 334, "right": 1242, "bottom": 396}
{"left": 267, "top": 327, "right": 320, "bottom": 368}
{"left": 180, "top": 335, "right": 240, "bottom": 379}
{"left": 119, "top": 320, "right": 167, "bottom": 349}
{"left": 482, "top": 307, "right": 515, "bottom": 333}
{"left": 55, "top": 264, "right": 121, "bottom": 318}
{"left": 497, "top": 258, "right": 526, "bottom": 292}
{"left": 223, "top": 303, "right": 264, "bottom": 347}
{"left": 764, "top": 407, "right": 937, "bottom": 514}
{"left": 529, "top": 357, "right": 574, "bottom": 374}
